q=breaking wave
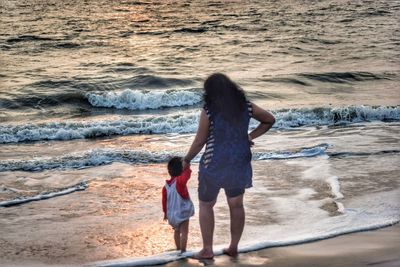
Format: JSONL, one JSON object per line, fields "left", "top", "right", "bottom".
{"left": 0, "top": 105, "right": 399, "bottom": 143}
{"left": 272, "top": 105, "right": 400, "bottom": 128}
{"left": 86, "top": 88, "right": 202, "bottom": 110}
{"left": 0, "top": 112, "right": 199, "bottom": 143}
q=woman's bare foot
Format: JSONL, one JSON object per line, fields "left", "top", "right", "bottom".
{"left": 192, "top": 248, "right": 214, "bottom": 259}
{"left": 222, "top": 247, "right": 238, "bottom": 257}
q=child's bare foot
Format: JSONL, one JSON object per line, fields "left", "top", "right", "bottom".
{"left": 222, "top": 247, "right": 238, "bottom": 257}
{"left": 192, "top": 248, "right": 214, "bottom": 259}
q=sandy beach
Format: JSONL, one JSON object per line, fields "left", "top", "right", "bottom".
{"left": 0, "top": 224, "right": 398, "bottom": 267}
{"left": 157, "top": 224, "right": 400, "bottom": 267}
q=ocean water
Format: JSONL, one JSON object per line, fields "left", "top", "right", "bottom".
{"left": 0, "top": 0, "right": 399, "bottom": 265}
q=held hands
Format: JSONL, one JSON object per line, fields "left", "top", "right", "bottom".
{"left": 182, "top": 157, "right": 190, "bottom": 169}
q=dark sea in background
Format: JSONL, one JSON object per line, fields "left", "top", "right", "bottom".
{"left": 0, "top": 0, "right": 399, "bottom": 265}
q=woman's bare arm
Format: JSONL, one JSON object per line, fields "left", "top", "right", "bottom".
{"left": 249, "top": 102, "right": 275, "bottom": 141}
{"left": 183, "top": 109, "right": 209, "bottom": 164}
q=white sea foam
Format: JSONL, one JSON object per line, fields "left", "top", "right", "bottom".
{"left": 0, "top": 144, "right": 329, "bottom": 172}
{"left": 86, "top": 88, "right": 202, "bottom": 110}
{"left": 297, "top": 156, "right": 344, "bottom": 200}
{"left": 0, "top": 181, "right": 88, "bottom": 207}
{"left": 0, "top": 105, "right": 399, "bottom": 143}
{"left": 273, "top": 105, "right": 400, "bottom": 128}
{"left": 326, "top": 175, "right": 344, "bottom": 199}
{"left": 0, "top": 112, "right": 200, "bottom": 143}
{"left": 253, "top": 143, "right": 329, "bottom": 160}
{"left": 335, "top": 201, "right": 345, "bottom": 213}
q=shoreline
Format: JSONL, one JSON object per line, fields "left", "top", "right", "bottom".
{"left": 3, "top": 223, "right": 397, "bottom": 267}
{"left": 154, "top": 223, "right": 400, "bottom": 267}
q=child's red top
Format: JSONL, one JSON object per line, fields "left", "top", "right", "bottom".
{"left": 162, "top": 166, "right": 192, "bottom": 219}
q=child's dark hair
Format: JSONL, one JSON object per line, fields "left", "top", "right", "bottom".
{"left": 168, "top": 157, "right": 183, "bottom": 177}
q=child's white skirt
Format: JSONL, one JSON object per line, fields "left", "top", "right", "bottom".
{"left": 165, "top": 180, "right": 195, "bottom": 228}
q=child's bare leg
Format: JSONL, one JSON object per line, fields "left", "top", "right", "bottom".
{"left": 174, "top": 228, "right": 181, "bottom": 250}
{"left": 179, "top": 220, "right": 189, "bottom": 253}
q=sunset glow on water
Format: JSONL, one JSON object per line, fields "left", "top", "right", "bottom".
{"left": 0, "top": 0, "right": 399, "bottom": 265}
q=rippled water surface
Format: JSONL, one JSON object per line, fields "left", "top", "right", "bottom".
{"left": 1, "top": 0, "right": 399, "bottom": 119}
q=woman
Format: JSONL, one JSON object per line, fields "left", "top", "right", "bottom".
{"left": 183, "top": 73, "right": 275, "bottom": 259}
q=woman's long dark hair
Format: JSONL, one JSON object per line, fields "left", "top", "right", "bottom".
{"left": 204, "top": 73, "right": 247, "bottom": 122}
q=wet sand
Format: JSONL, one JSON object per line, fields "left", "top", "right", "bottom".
{"left": 158, "top": 224, "right": 400, "bottom": 267}
{"left": 0, "top": 162, "right": 398, "bottom": 267}
{"left": 1, "top": 224, "right": 398, "bottom": 267}
{"left": 0, "top": 164, "right": 201, "bottom": 266}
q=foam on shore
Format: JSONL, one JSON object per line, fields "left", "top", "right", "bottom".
{"left": 94, "top": 189, "right": 400, "bottom": 267}
{"left": 95, "top": 221, "right": 399, "bottom": 267}
{"left": 0, "top": 181, "right": 88, "bottom": 207}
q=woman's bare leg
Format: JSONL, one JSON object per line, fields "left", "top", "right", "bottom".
{"left": 179, "top": 220, "right": 189, "bottom": 252}
{"left": 195, "top": 199, "right": 216, "bottom": 258}
{"left": 224, "top": 194, "right": 245, "bottom": 257}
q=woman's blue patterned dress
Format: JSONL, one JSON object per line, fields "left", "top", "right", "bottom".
{"left": 198, "top": 101, "right": 253, "bottom": 189}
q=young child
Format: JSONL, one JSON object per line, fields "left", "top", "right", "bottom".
{"left": 162, "top": 156, "right": 195, "bottom": 253}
